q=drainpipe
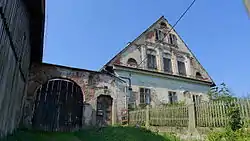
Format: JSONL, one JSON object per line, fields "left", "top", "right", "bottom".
{"left": 119, "top": 76, "right": 132, "bottom": 125}
{"left": 119, "top": 76, "right": 132, "bottom": 109}
{"left": 102, "top": 68, "right": 126, "bottom": 83}
{"left": 102, "top": 68, "right": 132, "bottom": 107}
{"left": 119, "top": 76, "right": 132, "bottom": 91}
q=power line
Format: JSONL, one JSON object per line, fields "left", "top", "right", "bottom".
{"left": 136, "top": 0, "right": 197, "bottom": 68}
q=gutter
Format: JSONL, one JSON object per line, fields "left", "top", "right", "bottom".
{"left": 102, "top": 68, "right": 126, "bottom": 83}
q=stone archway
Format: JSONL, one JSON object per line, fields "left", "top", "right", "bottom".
{"left": 32, "top": 78, "right": 83, "bottom": 131}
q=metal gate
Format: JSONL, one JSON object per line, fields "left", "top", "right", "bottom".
{"left": 32, "top": 78, "right": 83, "bottom": 131}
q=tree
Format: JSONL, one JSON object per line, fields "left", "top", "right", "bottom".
{"left": 208, "top": 83, "right": 235, "bottom": 102}
{"left": 208, "top": 83, "right": 243, "bottom": 131}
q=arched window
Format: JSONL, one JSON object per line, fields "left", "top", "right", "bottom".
{"left": 127, "top": 58, "right": 137, "bottom": 67}
{"left": 147, "top": 49, "right": 157, "bottom": 70}
{"left": 196, "top": 72, "right": 203, "bottom": 79}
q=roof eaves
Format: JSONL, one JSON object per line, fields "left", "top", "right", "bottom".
{"left": 114, "top": 64, "right": 214, "bottom": 86}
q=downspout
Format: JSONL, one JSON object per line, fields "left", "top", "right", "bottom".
{"left": 103, "top": 67, "right": 132, "bottom": 124}
{"left": 102, "top": 66, "right": 133, "bottom": 107}
{"left": 119, "top": 76, "right": 132, "bottom": 125}
{"left": 119, "top": 76, "right": 132, "bottom": 109}
{"left": 102, "top": 68, "right": 126, "bottom": 83}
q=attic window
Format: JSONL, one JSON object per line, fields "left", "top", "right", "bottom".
{"left": 160, "top": 22, "right": 167, "bottom": 28}
{"left": 196, "top": 72, "right": 203, "bottom": 79}
{"left": 155, "top": 29, "right": 165, "bottom": 41}
{"left": 127, "top": 58, "right": 137, "bottom": 67}
{"left": 169, "top": 34, "right": 178, "bottom": 46}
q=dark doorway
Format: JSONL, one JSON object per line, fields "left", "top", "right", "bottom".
{"left": 32, "top": 78, "right": 83, "bottom": 131}
{"left": 96, "top": 95, "right": 113, "bottom": 126}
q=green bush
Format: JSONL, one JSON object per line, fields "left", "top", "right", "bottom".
{"left": 207, "top": 128, "right": 250, "bottom": 141}
{"left": 228, "top": 103, "right": 243, "bottom": 131}
{"left": 207, "top": 104, "right": 250, "bottom": 141}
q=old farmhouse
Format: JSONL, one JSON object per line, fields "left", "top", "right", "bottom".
{"left": 0, "top": 1, "right": 214, "bottom": 135}
{"left": 102, "top": 16, "right": 215, "bottom": 108}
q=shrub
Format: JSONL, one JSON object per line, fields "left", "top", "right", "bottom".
{"left": 207, "top": 128, "right": 250, "bottom": 141}
{"left": 227, "top": 103, "right": 243, "bottom": 131}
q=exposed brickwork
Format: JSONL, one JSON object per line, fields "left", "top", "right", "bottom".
{"left": 23, "top": 63, "right": 127, "bottom": 128}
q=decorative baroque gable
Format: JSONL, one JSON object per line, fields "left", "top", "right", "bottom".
{"left": 107, "top": 16, "right": 214, "bottom": 84}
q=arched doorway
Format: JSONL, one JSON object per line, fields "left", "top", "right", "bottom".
{"left": 32, "top": 78, "right": 83, "bottom": 131}
{"left": 96, "top": 95, "right": 113, "bottom": 126}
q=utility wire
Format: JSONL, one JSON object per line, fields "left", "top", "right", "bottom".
{"left": 136, "top": 0, "right": 197, "bottom": 68}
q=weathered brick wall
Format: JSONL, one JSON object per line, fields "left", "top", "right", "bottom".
{"left": 23, "top": 63, "right": 127, "bottom": 129}
{"left": 0, "top": 0, "right": 31, "bottom": 137}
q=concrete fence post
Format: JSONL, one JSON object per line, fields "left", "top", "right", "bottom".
{"left": 145, "top": 104, "right": 150, "bottom": 128}
{"left": 188, "top": 101, "right": 198, "bottom": 135}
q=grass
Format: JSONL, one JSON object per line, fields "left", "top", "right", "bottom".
{"left": 1, "top": 126, "right": 180, "bottom": 141}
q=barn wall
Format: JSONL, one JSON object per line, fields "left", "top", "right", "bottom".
{"left": 0, "top": 0, "right": 31, "bottom": 137}
{"left": 23, "top": 63, "right": 127, "bottom": 129}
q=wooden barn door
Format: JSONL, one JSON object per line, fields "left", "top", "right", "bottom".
{"left": 96, "top": 95, "right": 113, "bottom": 126}
{"left": 32, "top": 79, "right": 83, "bottom": 131}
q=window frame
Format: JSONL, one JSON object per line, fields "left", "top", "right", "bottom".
{"left": 177, "top": 61, "right": 186, "bottom": 76}
{"left": 139, "top": 88, "right": 151, "bottom": 104}
{"left": 162, "top": 53, "right": 172, "bottom": 73}
{"left": 168, "top": 91, "right": 177, "bottom": 104}
{"left": 147, "top": 49, "right": 157, "bottom": 70}
{"left": 169, "top": 33, "right": 178, "bottom": 46}
{"left": 127, "top": 58, "right": 138, "bottom": 67}
{"left": 155, "top": 29, "right": 165, "bottom": 41}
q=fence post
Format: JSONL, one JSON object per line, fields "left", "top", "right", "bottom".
{"left": 188, "top": 101, "right": 198, "bottom": 135}
{"left": 145, "top": 104, "right": 150, "bottom": 128}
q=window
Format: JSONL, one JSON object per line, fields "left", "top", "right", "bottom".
{"left": 127, "top": 58, "right": 137, "bottom": 67}
{"left": 196, "top": 95, "right": 202, "bottom": 104}
{"left": 177, "top": 61, "right": 186, "bottom": 76}
{"left": 160, "top": 22, "right": 167, "bottom": 28}
{"left": 168, "top": 91, "right": 177, "bottom": 104}
{"left": 169, "top": 34, "right": 178, "bottom": 46}
{"left": 155, "top": 29, "right": 165, "bottom": 41}
{"left": 140, "top": 88, "right": 151, "bottom": 104}
{"left": 147, "top": 49, "right": 157, "bottom": 70}
{"left": 196, "top": 72, "right": 203, "bottom": 79}
{"left": 163, "top": 53, "right": 172, "bottom": 73}
{"left": 192, "top": 95, "right": 202, "bottom": 104}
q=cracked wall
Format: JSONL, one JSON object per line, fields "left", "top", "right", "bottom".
{"left": 23, "top": 63, "right": 127, "bottom": 129}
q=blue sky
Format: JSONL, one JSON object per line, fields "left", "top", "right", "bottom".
{"left": 43, "top": 0, "right": 250, "bottom": 96}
